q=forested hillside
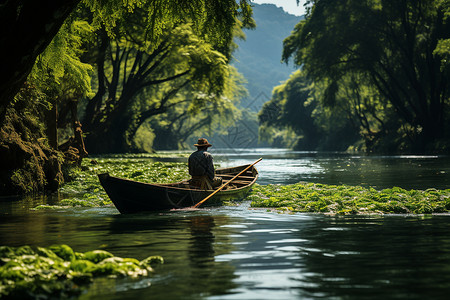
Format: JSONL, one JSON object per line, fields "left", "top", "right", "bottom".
{"left": 233, "top": 4, "right": 301, "bottom": 111}
{"left": 260, "top": 0, "right": 450, "bottom": 153}
{"left": 201, "top": 3, "right": 302, "bottom": 149}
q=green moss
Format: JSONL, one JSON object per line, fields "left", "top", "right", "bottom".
{"left": 15, "top": 245, "right": 35, "bottom": 256}
{"left": 70, "top": 259, "right": 96, "bottom": 273}
{"left": 49, "top": 244, "right": 75, "bottom": 261}
{"left": 0, "top": 102, "right": 64, "bottom": 195}
{"left": 0, "top": 246, "right": 15, "bottom": 258}
{"left": 33, "top": 204, "right": 65, "bottom": 210}
{"left": 249, "top": 182, "right": 450, "bottom": 215}
{"left": 33, "top": 155, "right": 450, "bottom": 216}
{"left": 0, "top": 244, "right": 163, "bottom": 298}
{"left": 140, "top": 256, "right": 164, "bottom": 268}
{"left": 35, "top": 246, "right": 62, "bottom": 261}
{"left": 33, "top": 158, "right": 191, "bottom": 209}
{"left": 83, "top": 250, "right": 114, "bottom": 263}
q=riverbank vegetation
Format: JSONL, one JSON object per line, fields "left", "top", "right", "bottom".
{"left": 0, "top": 1, "right": 254, "bottom": 195}
{"left": 0, "top": 244, "right": 163, "bottom": 298}
{"left": 1, "top": 1, "right": 449, "bottom": 197}
{"left": 261, "top": 0, "right": 450, "bottom": 153}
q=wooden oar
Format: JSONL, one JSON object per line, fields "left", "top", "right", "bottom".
{"left": 191, "top": 157, "right": 263, "bottom": 209}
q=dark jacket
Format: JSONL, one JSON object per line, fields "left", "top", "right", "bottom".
{"left": 188, "top": 150, "right": 215, "bottom": 180}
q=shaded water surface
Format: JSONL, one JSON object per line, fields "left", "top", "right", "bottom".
{"left": 213, "top": 148, "right": 450, "bottom": 190}
{"left": 1, "top": 207, "right": 450, "bottom": 299}
{"left": 1, "top": 149, "right": 450, "bottom": 299}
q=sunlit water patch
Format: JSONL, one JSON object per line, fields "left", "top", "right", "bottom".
{"left": 209, "top": 148, "right": 450, "bottom": 189}
{"left": 2, "top": 149, "right": 450, "bottom": 299}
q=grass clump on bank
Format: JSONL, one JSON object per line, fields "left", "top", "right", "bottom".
{"left": 249, "top": 182, "right": 450, "bottom": 215}
{"left": 0, "top": 244, "right": 163, "bottom": 298}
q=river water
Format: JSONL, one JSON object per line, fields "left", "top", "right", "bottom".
{"left": 1, "top": 149, "right": 450, "bottom": 299}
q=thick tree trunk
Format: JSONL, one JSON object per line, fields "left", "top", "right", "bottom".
{"left": 84, "top": 102, "right": 135, "bottom": 154}
{"left": 83, "top": 29, "right": 109, "bottom": 132}
{"left": 0, "top": 0, "right": 80, "bottom": 125}
{"left": 85, "top": 122, "right": 131, "bottom": 154}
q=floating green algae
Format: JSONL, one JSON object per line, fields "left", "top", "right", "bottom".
{"left": 34, "top": 156, "right": 450, "bottom": 215}
{"left": 34, "top": 158, "right": 190, "bottom": 209}
{"left": 249, "top": 183, "right": 450, "bottom": 215}
{"left": 100, "top": 152, "right": 190, "bottom": 159}
{"left": 0, "top": 244, "right": 163, "bottom": 298}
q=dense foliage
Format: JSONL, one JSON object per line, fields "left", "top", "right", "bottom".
{"left": 259, "top": 70, "right": 367, "bottom": 150}
{"left": 0, "top": 0, "right": 253, "bottom": 124}
{"left": 81, "top": 16, "right": 248, "bottom": 152}
{"left": 0, "top": 0, "right": 254, "bottom": 195}
{"left": 263, "top": 0, "right": 450, "bottom": 153}
{"left": 0, "top": 244, "right": 163, "bottom": 298}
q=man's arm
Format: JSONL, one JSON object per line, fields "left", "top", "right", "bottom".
{"left": 206, "top": 154, "right": 215, "bottom": 180}
{"left": 188, "top": 155, "right": 194, "bottom": 176}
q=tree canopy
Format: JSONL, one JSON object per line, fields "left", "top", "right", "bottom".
{"left": 0, "top": 0, "right": 253, "bottom": 125}
{"left": 81, "top": 14, "right": 246, "bottom": 153}
{"left": 278, "top": 0, "right": 450, "bottom": 152}
{"left": 0, "top": 0, "right": 254, "bottom": 194}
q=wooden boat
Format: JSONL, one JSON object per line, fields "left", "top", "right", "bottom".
{"left": 98, "top": 164, "right": 259, "bottom": 213}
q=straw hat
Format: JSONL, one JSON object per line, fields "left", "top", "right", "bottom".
{"left": 194, "top": 138, "right": 212, "bottom": 147}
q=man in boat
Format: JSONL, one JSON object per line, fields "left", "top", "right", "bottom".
{"left": 188, "top": 138, "right": 222, "bottom": 189}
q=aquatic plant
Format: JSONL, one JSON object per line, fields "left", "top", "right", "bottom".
{"left": 249, "top": 183, "right": 450, "bottom": 215}
{"left": 98, "top": 152, "right": 190, "bottom": 159}
{"left": 0, "top": 244, "right": 163, "bottom": 298}
{"left": 35, "top": 158, "right": 190, "bottom": 209}
{"left": 34, "top": 156, "right": 450, "bottom": 215}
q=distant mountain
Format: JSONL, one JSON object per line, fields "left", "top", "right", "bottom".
{"left": 202, "top": 4, "right": 302, "bottom": 149}
{"left": 232, "top": 3, "right": 302, "bottom": 111}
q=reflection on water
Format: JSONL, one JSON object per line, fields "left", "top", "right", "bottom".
{"left": 212, "top": 148, "right": 450, "bottom": 190}
{"left": 1, "top": 208, "right": 450, "bottom": 299}
{"left": 128, "top": 148, "right": 450, "bottom": 189}
{"left": 4, "top": 149, "right": 448, "bottom": 217}
{"left": 1, "top": 149, "right": 450, "bottom": 299}
{"left": 294, "top": 215, "right": 450, "bottom": 299}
